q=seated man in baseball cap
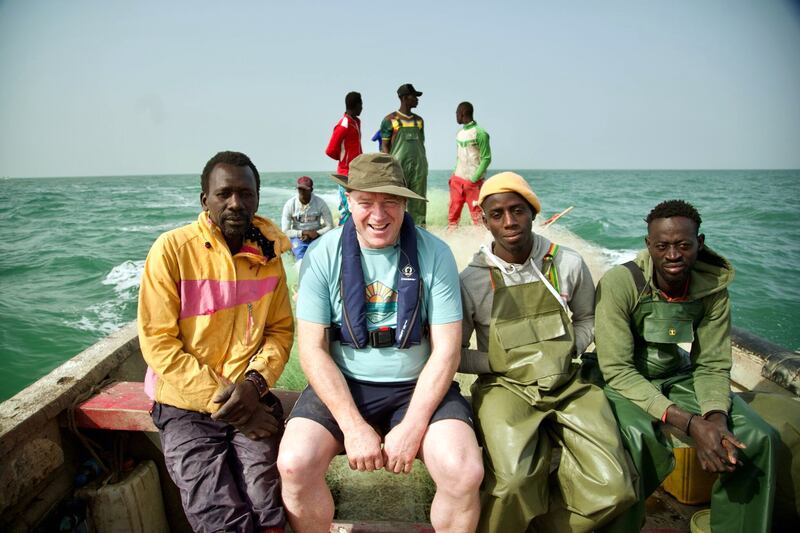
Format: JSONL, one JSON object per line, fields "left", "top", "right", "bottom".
{"left": 278, "top": 153, "right": 483, "bottom": 532}
{"left": 280, "top": 176, "right": 334, "bottom": 263}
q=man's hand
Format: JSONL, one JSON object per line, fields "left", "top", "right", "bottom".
{"left": 211, "top": 381, "right": 260, "bottom": 426}
{"left": 301, "top": 230, "right": 319, "bottom": 241}
{"left": 690, "top": 413, "right": 746, "bottom": 473}
{"left": 343, "top": 422, "right": 384, "bottom": 472}
{"left": 382, "top": 421, "right": 424, "bottom": 474}
{"left": 237, "top": 402, "right": 282, "bottom": 440}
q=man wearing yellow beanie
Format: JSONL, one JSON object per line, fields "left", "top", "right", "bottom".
{"left": 459, "top": 172, "right": 635, "bottom": 532}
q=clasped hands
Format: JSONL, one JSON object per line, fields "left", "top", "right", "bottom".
{"left": 688, "top": 412, "right": 747, "bottom": 473}
{"left": 300, "top": 230, "right": 319, "bottom": 242}
{"left": 211, "top": 381, "right": 281, "bottom": 441}
{"left": 343, "top": 420, "right": 423, "bottom": 475}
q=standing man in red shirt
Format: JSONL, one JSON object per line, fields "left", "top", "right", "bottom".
{"left": 325, "top": 91, "right": 363, "bottom": 224}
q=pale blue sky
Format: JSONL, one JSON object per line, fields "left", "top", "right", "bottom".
{"left": 1, "top": 0, "right": 799, "bottom": 177}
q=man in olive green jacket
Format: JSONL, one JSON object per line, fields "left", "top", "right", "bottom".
{"left": 595, "top": 199, "right": 778, "bottom": 533}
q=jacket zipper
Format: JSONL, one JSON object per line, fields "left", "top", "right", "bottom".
{"left": 246, "top": 303, "right": 253, "bottom": 345}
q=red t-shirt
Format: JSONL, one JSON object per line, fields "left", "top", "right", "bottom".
{"left": 325, "top": 113, "right": 362, "bottom": 176}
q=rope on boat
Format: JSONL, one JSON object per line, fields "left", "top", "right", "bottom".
{"left": 66, "top": 378, "right": 117, "bottom": 481}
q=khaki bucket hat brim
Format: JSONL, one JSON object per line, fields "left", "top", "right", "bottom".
{"left": 331, "top": 174, "right": 426, "bottom": 201}
{"left": 330, "top": 153, "right": 428, "bottom": 202}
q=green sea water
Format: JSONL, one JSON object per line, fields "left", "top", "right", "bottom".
{"left": 1, "top": 169, "right": 798, "bottom": 401}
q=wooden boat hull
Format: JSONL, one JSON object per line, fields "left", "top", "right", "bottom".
{"left": 1, "top": 320, "right": 797, "bottom": 531}
{"left": 0, "top": 323, "right": 437, "bottom": 531}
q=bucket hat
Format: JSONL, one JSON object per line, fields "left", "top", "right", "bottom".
{"left": 331, "top": 153, "right": 427, "bottom": 201}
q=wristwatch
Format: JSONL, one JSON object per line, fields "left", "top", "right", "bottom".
{"left": 244, "top": 370, "right": 269, "bottom": 398}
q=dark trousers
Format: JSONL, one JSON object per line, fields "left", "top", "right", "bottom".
{"left": 151, "top": 395, "right": 284, "bottom": 533}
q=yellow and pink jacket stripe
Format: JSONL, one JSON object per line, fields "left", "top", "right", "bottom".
{"left": 138, "top": 212, "right": 294, "bottom": 413}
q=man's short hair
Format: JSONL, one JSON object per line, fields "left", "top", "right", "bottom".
{"left": 345, "top": 91, "right": 362, "bottom": 108}
{"left": 201, "top": 151, "right": 260, "bottom": 193}
{"left": 645, "top": 199, "right": 702, "bottom": 232}
{"left": 458, "top": 101, "right": 474, "bottom": 116}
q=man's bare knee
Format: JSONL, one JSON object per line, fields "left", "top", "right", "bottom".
{"left": 436, "top": 452, "right": 483, "bottom": 496}
{"left": 278, "top": 419, "right": 339, "bottom": 483}
{"left": 422, "top": 420, "right": 484, "bottom": 496}
{"left": 278, "top": 448, "right": 325, "bottom": 482}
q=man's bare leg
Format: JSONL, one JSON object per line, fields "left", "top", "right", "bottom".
{"left": 277, "top": 417, "right": 343, "bottom": 533}
{"left": 419, "top": 419, "right": 484, "bottom": 533}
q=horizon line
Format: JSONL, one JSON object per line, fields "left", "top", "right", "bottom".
{"left": 4, "top": 167, "right": 800, "bottom": 180}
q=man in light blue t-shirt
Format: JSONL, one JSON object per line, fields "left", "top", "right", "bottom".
{"left": 277, "top": 153, "right": 483, "bottom": 532}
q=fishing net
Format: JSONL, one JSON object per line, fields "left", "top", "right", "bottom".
{"left": 325, "top": 456, "right": 435, "bottom": 522}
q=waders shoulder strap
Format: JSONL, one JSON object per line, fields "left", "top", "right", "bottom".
{"left": 622, "top": 260, "right": 650, "bottom": 300}
{"left": 542, "top": 243, "right": 560, "bottom": 293}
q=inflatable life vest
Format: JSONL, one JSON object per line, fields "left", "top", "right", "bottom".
{"left": 337, "top": 213, "right": 423, "bottom": 349}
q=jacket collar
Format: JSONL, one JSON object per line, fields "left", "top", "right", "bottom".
{"left": 197, "top": 212, "right": 290, "bottom": 261}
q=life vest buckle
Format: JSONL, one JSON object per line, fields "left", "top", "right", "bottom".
{"left": 326, "top": 325, "right": 398, "bottom": 348}
{"left": 369, "top": 327, "right": 396, "bottom": 348}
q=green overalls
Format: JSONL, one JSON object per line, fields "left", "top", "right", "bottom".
{"left": 739, "top": 391, "right": 800, "bottom": 527}
{"left": 473, "top": 264, "right": 635, "bottom": 533}
{"left": 603, "top": 291, "right": 779, "bottom": 533}
{"left": 389, "top": 115, "right": 428, "bottom": 226}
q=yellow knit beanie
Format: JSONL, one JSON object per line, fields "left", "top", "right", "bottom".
{"left": 478, "top": 172, "right": 541, "bottom": 214}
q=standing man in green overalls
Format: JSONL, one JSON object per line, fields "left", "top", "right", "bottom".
{"left": 595, "top": 199, "right": 779, "bottom": 532}
{"left": 381, "top": 83, "right": 428, "bottom": 226}
{"left": 459, "top": 172, "right": 635, "bottom": 532}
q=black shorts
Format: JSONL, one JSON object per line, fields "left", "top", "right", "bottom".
{"left": 288, "top": 378, "right": 474, "bottom": 443}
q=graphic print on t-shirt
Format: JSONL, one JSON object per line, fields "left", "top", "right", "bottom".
{"left": 365, "top": 281, "right": 398, "bottom": 324}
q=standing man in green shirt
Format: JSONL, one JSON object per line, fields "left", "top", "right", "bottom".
{"left": 595, "top": 199, "right": 778, "bottom": 533}
{"left": 381, "top": 83, "right": 428, "bottom": 226}
{"left": 448, "top": 101, "right": 491, "bottom": 229}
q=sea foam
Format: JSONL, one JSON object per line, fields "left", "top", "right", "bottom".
{"left": 602, "top": 248, "right": 637, "bottom": 266}
{"left": 70, "top": 260, "right": 144, "bottom": 335}
{"left": 102, "top": 260, "right": 145, "bottom": 296}
{"left": 121, "top": 222, "right": 182, "bottom": 233}
{"left": 72, "top": 301, "right": 128, "bottom": 335}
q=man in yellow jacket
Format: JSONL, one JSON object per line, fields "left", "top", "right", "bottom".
{"left": 138, "top": 151, "right": 294, "bottom": 533}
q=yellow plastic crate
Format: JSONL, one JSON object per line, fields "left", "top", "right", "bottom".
{"left": 662, "top": 447, "right": 718, "bottom": 505}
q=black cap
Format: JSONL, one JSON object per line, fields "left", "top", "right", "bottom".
{"left": 397, "top": 83, "right": 423, "bottom": 97}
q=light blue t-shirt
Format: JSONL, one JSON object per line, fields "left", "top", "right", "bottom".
{"left": 297, "top": 226, "right": 462, "bottom": 382}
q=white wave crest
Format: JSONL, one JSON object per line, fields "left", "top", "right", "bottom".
{"left": 102, "top": 260, "right": 145, "bottom": 296}
{"left": 70, "top": 301, "right": 128, "bottom": 335}
{"left": 602, "top": 248, "right": 638, "bottom": 266}
{"left": 317, "top": 191, "right": 340, "bottom": 205}
{"left": 68, "top": 261, "right": 143, "bottom": 336}
{"left": 120, "top": 222, "right": 182, "bottom": 232}
{"left": 260, "top": 186, "right": 295, "bottom": 198}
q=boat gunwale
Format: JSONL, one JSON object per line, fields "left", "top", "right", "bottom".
{"left": 0, "top": 322, "right": 140, "bottom": 456}
{"left": 3, "top": 323, "right": 796, "bottom": 441}
{"left": 731, "top": 326, "right": 800, "bottom": 396}
{"left": 3, "top": 322, "right": 797, "bottom": 456}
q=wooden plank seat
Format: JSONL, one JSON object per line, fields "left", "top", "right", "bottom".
{"left": 72, "top": 382, "right": 437, "bottom": 530}
{"left": 72, "top": 381, "right": 300, "bottom": 432}
{"left": 71, "top": 382, "right": 703, "bottom": 529}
